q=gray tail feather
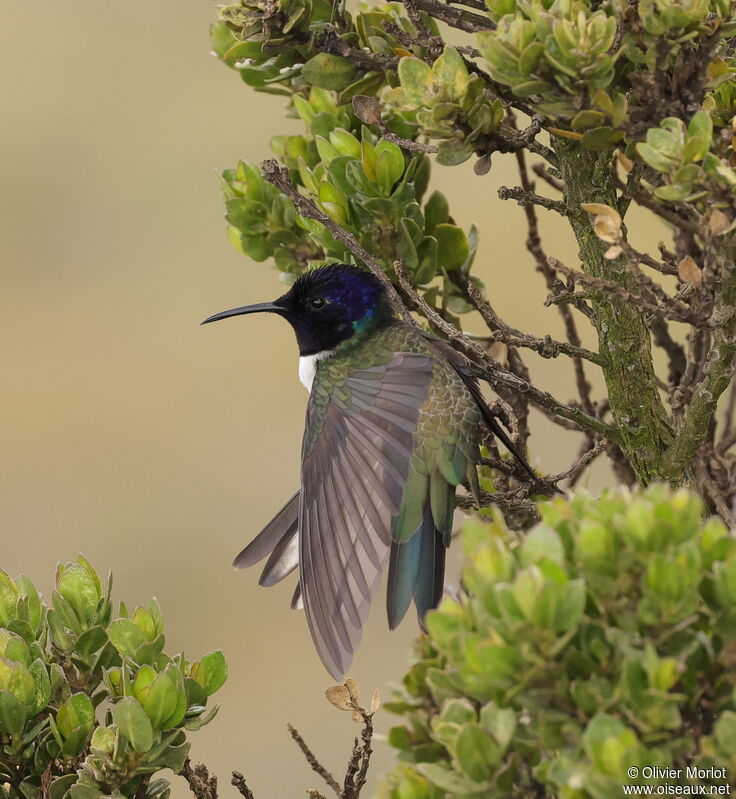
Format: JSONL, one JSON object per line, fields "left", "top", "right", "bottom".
{"left": 386, "top": 503, "right": 446, "bottom": 630}
{"left": 414, "top": 517, "right": 446, "bottom": 628}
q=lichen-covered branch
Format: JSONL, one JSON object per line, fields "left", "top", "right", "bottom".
{"left": 662, "top": 244, "right": 736, "bottom": 481}
{"left": 555, "top": 142, "right": 675, "bottom": 484}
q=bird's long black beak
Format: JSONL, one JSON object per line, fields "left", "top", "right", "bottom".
{"left": 201, "top": 302, "right": 283, "bottom": 325}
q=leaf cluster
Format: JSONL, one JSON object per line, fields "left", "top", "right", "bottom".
{"left": 221, "top": 84, "right": 483, "bottom": 315}
{"left": 380, "top": 486, "right": 736, "bottom": 799}
{"left": 0, "top": 557, "right": 226, "bottom": 799}
{"left": 384, "top": 48, "right": 505, "bottom": 166}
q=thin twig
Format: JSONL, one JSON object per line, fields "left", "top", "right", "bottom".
{"left": 532, "top": 162, "right": 564, "bottom": 192}
{"left": 548, "top": 257, "right": 707, "bottom": 327}
{"left": 543, "top": 439, "right": 608, "bottom": 486}
{"left": 722, "top": 381, "right": 736, "bottom": 439}
{"left": 231, "top": 772, "right": 256, "bottom": 799}
{"left": 181, "top": 760, "right": 218, "bottom": 799}
{"left": 288, "top": 724, "right": 342, "bottom": 799}
{"left": 342, "top": 711, "right": 374, "bottom": 799}
{"left": 613, "top": 175, "right": 703, "bottom": 235}
{"left": 455, "top": 488, "right": 539, "bottom": 519}
{"left": 463, "top": 277, "right": 605, "bottom": 365}
{"left": 352, "top": 96, "right": 439, "bottom": 153}
{"left": 514, "top": 149, "right": 596, "bottom": 414}
{"left": 718, "top": 428, "right": 736, "bottom": 454}
{"left": 650, "top": 318, "right": 687, "bottom": 386}
{"left": 620, "top": 241, "right": 684, "bottom": 306}
{"left": 623, "top": 242, "right": 678, "bottom": 277}
{"left": 402, "top": 0, "right": 494, "bottom": 32}
{"left": 446, "top": 0, "right": 487, "bottom": 10}
{"left": 394, "top": 260, "right": 621, "bottom": 441}
{"left": 381, "top": 129, "right": 438, "bottom": 153}
{"left": 497, "top": 185, "right": 566, "bottom": 215}
{"left": 695, "top": 455, "right": 736, "bottom": 528}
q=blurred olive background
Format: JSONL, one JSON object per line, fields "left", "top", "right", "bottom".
{"left": 0, "top": 2, "right": 663, "bottom": 796}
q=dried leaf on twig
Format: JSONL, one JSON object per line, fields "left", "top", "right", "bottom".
{"left": 678, "top": 255, "right": 703, "bottom": 287}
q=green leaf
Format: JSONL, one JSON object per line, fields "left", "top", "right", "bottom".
{"left": 455, "top": 722, "right": 501, "bottom": 781}
{"left": 571, "top": 109, "right": 607, "bottom": 131}
{"left": 417, "top": 762, "right": 490, "bottom": 793}
{"left": 636, "top": 142, "right": 678, "bottom": 173}
{"left": 184, "top": 702, "right": 220, "bottom": 731}
{"left": 397, "top": 57, "right": 433, "bottom": 106}
{"left": 68, "top": 782, "right": 103, "bottom": 799}
{"left": 518, "top": 41, "right": 544, "bottom": 75}
{"left": 56, "top": 564, "right": 100, "bottom": 626}
{"left": 435, "top": 224, "right": 469, "bottom": 271}
{"left": 0, "top": 629, "right": 29, "bottom": 665}
{"left": 388, "top": 725, "right": 413, "bottom": 750}
{"left": 581, "top": 126, "right": 623, "bottom": 151}
{"left": 15, "top": 576, "right": 42, "bottom": 632}
{"left": 479, "top": 703, "right": 516, "bottom": 753}
{"left": 184, "top": 676, "right": 207, "bottom": 708}
{"left": 436, "top": 139, "right": 474, "bottom": 166}
{"left": 159, "top": 676, "right": 187, "bottom": 730}
{"left": 440, "top": 698, "right": 476, "bottom": 725}
{"left": 108, "top": 618, "right": 147, "bottom": 658}
{"left": 74, "top": 626, "right": 108, "bottom": 659}
{"left": 653, "top": 183, "right": 691, "bottom": 202}
{"left": 647, "top": 129, "right": 682, "bottom": 158}
{"left": 90, "top": 725, "right": 116, "bottom": 755}
{"left": 27, "top": 659, "right": 51, "bottom": 715}
{"left": 51, "top": 593, "right": 82, "bottom": 636}
{"left": 134, "top": 666, "right": 179, "bottom": 730}
{"left": 56, "top": 693, "right": 94, "bottom": 739}
{"left": 424, "top": 191, "right": 449, "bottom": 234}
{"left": 432, "top": 47, "right": 469, "bottom": 101}
{"left": 210, "top": 20, "right": 237, "bottom": 61}
{"left": 0, "top": 689, "right": 25, "bottom": 736}
{"left": 513, "top": 79, "right": 550, "bottom": 97}
{"left": 582, "top": 713, "right": 638, "bottom": 776}
{"left": 520, "top": 524, "right": 565, "bottom": 566}
{"left": 190, "top": 650, "right": 227, "bottom": 696}
{"left": 556, "top": 579, "right": 586, "bottom": 631}
{"left": 682, "top": 136, "right": 709, "bottom": 164}
{"left": 49, "top": 775, "right": 78, "bottom": 799}
{"left": 302, "top": 54, "right": 357, "bottom": 91}
{"left": 132, "top": 606, "right": 157, "bottom": 640}
{"left": 374, "top": 140, "right": 404, "bottom": 194}
{"left": 113, "top": 696, "right": 154, "bottom": 753}
{"left": 338, "top": 72, "right": 386, "bottom": 105}
{"left": 4, "top": 659, "right": 36, "bottom": 707}
{"left": 329, "top": 128, "right": 361, "bottom": 159}
{"left": 414, "top": 236, "right": 438, "bottom": 284}
{"left": 397, "top": 220, "right": 419, "bottom": 272}
{"left": 315, "top": 136, "right": 339, "bottom": 166}
{"left": 76, "top": 555, "right": 102, "bottom": 600}
{"left": 62, "top": 725, "right": 93, "bottom": 758}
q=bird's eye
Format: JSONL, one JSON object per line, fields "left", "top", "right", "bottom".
{"left": 309, "top": 297, "right": 326, "bottom": 310}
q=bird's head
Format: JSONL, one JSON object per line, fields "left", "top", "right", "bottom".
{"left": 202, "top": 264, "right": 395, "bottom": 355}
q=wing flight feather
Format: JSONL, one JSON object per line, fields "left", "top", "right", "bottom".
{"left": 299, "top": 352, "right": 434, "bottom": 677}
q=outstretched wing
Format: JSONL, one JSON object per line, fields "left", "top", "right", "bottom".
{"left": 299, "top": 352, "right": 434, "bottom": 678}
{"left": 233, "top": 491, "right": 300, "bottom": 586}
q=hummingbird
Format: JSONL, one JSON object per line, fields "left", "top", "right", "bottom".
{"left": 203, "top": 264, "right": 534, "bottom": 678}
